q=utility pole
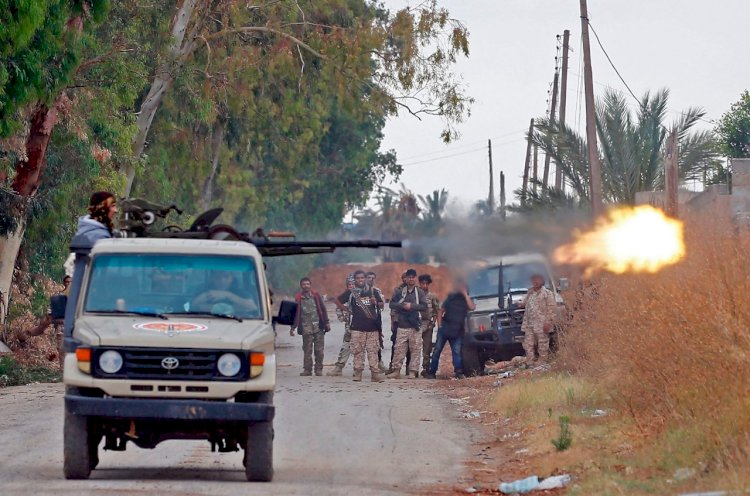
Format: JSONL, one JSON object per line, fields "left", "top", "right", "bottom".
{"left": 556, "top": 29, "right": 570, "bottom": 191}
{"left": 488, "top": 139, "right": 495, "bottom": 214}
{"left": 580, "top": 0, "right": 603, "bottom": 218}
{"left": 521, "top": 118, "right": 534, "bottom": 207}
{"left": 500, "top": 171, "right": 507, "bottom": 220}
{"left": 543, "top": 69, "right": 559, "bottom": 189}
{"left": 532, "top": 144, "right": 539, "bottom": 194}
{"left": 665, "top": 130, "right": 679, "bottom": 217}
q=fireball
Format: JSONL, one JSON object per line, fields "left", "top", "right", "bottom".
{"left": 554, "top": 205, "right": 685, "bottom": 275}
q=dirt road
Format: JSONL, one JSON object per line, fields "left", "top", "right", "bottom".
{"left": 0, "top": 312, "right": 474, "bottom": 495}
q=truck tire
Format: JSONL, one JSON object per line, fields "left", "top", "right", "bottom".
{"left": 462, "top": 343, "right": 483, "bottom": 377}
{"left": 241, "top": 391, "right": 274, "bottom": 482}
{"left": 63, "top": 408, "right": 92, "bottom": 480}
{"left": 244, "top": 421, "right": 274, "bottom": 481}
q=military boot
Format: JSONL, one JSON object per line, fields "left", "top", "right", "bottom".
{"left": 352, "top": 369, "right": 363, "bottom": 382}
{"left": 371, "top": 372, "right": 385, "bottom": 383}
{"left": 378, "top": 361, "right": 388, "bottom": 373}
{"left": 326, "top": 365, "right": 343, "bottom": 376}
{"left": 385, "top": 370, "right": 401, "bottom": 379}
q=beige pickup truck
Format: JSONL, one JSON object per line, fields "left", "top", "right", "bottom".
{"left": 63, "top": 238, "right": 276, "bottom": 481}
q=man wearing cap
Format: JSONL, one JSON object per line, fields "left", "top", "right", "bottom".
{"left": 418, "top": 274, "right": 441, "bottom": 377}
{"left": 386, "top": 269, "right": 427, "bottom": 379}
{"left": 336, "top": 270, "right": 385, "bottom": 382}
{"left": 519, "top": 273, "right": 557, "bottom": 363}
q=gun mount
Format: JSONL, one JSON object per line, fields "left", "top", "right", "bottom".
{"left": 114, "top": 199, "right": 402, "bottom": 256}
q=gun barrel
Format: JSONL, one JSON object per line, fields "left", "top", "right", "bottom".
{"left": 254, "top": 239, "right": 402, "bottom": 257}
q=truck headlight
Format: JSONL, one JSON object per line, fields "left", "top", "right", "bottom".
{"left": 217, "top": 353, "right": 241, "bottom": 377}
{"left": 99, "top": 350, "right": 123, "bottom": 374}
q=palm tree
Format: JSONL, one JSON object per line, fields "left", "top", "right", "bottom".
{"left": 418, "top": 189, "right": 449, "bottom": 224}
{"left": 528, "top": 88, "right": 720, "bottom": 206}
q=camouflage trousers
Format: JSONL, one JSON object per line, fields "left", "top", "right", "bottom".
{"left": 350, "top": 330, "right": 380, "bottom": 374}
{"left": 391, "top": 327, "right": 422, "bottom": 374}
{"left": 421, "top": 325, "right": 435, "bottom": 371}
{"left": 334, "top": 328, "right": 352, "bottom": 368}
{"left": 302, "top": 331, "right": 325, "bottom": 373}
{"left": 522, "top": 325, "right": 549, "bottom": 362}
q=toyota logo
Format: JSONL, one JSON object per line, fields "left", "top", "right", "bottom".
{"left": 161, "top": 356, "right": 180, "bottom": 370}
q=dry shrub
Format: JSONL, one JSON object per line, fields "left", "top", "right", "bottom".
{"left": 558, "top": 213, "right": 750, "bottom": 469}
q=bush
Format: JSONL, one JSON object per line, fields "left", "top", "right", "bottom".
{"left": 551, "top": 415, "right": 573, "bottom": 451}
{"left": 0, "top": 355, "right": 61, "bottom": 387}
{"left": 558, "top": 212, "right": 750, "bottom": 471}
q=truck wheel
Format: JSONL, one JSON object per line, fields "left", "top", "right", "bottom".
{"left": 462, "top": 344, "right": 483, "bottom": 377}
{"left": 244, "top": 420, "right": 274, "bottom": 482}
{"left": 63, "top": 408, "right": 92, "bottom": 479}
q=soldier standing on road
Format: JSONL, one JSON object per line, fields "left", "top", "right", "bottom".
{"left": 386, "top": 269, "right": 427, "bottom": 379}
{"left": 418, "top": 274, "right": 441, "bottom": 378}
{"left": 519, "top": 274, "right": 557, "bottom": 363}
{"left": 336, "top": 270, "right": 385, "bottom": 382}
{"left": 426, "top": 277, "right": 475, "bottom": 380}
{"left": 290, "top": 277, "right": 330, "bottom": 376}
{"left": 327, "top": 275, "right": 355, "bottom": 376}
{"left": 389, "top": 272, "right": 408, "bottom": 369}
{"left": 365, "top": 271, "right": 388, "bottom": 372}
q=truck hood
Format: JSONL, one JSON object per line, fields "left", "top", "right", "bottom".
{"left": 73, "top": 314, "right": 274, "bottom": 350}
{"left": 472, "top": 289, "right": 564, "bottom": 313}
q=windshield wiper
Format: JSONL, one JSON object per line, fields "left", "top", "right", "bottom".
{"left": 163, "top": 311, "right": 243, "bottom": 323}
{"left": 91, "top": 309, "right": 168, "bottom": 319}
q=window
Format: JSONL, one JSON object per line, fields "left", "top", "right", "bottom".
{"left": 84, "top": 254, "right": 263, "bottom": 319}
{"left": 468, "top": 263, "right": 550, "bottom": 298}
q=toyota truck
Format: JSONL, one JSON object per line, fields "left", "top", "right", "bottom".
{"left": 461, "top": 253, "right": 568, "bottom": 375}
{"left": 60, "top": 200, "right": 399, "bottom": 481}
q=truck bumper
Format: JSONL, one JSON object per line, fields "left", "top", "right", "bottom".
{"left": 65, "top": 394, "right": 274, "bottom": 422}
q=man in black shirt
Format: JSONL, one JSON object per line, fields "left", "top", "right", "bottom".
{"left": 426, "top": 277, "right": 476, "bottom": 379}
{"left": 335, "top": 270, "right": 384, "bottom": 382}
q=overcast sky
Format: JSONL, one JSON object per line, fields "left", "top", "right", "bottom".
{"left": 378, "top": 0, "right": 750, "bottom": 213}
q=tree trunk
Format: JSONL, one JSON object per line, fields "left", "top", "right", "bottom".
{"left": 1, "top": 102, "right": 60, "bottom": 325}
{"left": 125, "top": 0, "right": 200, "bottom": 196}
{"left": 201, "top": 118, "right": 225, "bottom": 211}
{"left": 0, "top": 220, "right": 26, "bottom": 326}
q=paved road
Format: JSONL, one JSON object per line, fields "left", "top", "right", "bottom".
{"left": 0, "top": 311, "right": 472, "bottom": 495}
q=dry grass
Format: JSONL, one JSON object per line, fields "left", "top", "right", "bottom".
{"left": 483, "top": 213, "right": 750, "bottom": 493}
{"left": 557, "top": 213, "right": 750, "bottom": 487}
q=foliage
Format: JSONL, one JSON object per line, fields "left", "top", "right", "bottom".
{"left": 0, "top": 0, "right": 111, "bottom": 138}
{"left": 715, "top": 90, "right": 750, "bottom": 158}
{"left": 0, "top": 355, "right": 61, "bottom": 387}
{"left": 525, "top": 89, "right": 720, "bottom": 208}
{"left": 551, "top": 415, "right": 572, "bottom": 451}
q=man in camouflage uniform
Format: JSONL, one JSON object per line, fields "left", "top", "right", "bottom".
{"left": 327, "top": 275, "right": 355, "bottom": 376}
{"left": 290, "top": 277, "right": 330, "bottom": 376}
{"left": 520, "top": 273, "right": 557, "bottom": 363}
{"left": 386, "top": 269, "right": 427, "bottom": 379}
{"left": 388, "top": 272, "right": 408, "bottom": 370}
{"left": 418, "top": 274, "right": 441, "bottom": 377}
{"left": 366, "top": 271, "right": 388, "bottom": 372}
{"left": 335, "top": 270, "right": 385, "bottom": 382}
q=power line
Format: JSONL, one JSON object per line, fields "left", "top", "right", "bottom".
{"left": 396, "top": 128, "right": 527, "bottom": 162}
{"left": 586, "top": 20, "right": 641, "bottom": 107}
{"left": 399, "top": 136, "right": 525, "bottom": 167}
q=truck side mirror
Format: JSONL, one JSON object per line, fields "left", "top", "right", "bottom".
{"left": 50, "top": 294, "right": 68, "bottom": 320}
{"left": 275, "top": 300, "right": 297, "bottom": 326}
{"left": 558, "top": 278, "right": 570, "bottom": 291}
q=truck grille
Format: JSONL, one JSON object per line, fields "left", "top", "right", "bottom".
{"left": 92, "top": 348, "right": 248, "bottom": 381}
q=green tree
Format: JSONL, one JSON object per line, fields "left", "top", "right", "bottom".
{"left": 716, "top": 90, "right": 750, "bottom": 158}
{"left": 527, "top": 89, "right": 719, "bottom": 207}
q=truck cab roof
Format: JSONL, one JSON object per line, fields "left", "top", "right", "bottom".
{"left": 90, "top": 238, "right": 262, "bottom": 258}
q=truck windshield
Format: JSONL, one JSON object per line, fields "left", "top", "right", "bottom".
{"left": 468, "top": 263, "right": 550, "bottom": 298}
{"left": 84, "top": 254, "right": 263, "bottom": 320}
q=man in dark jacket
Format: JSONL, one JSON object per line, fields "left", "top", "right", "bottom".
{"left": 427, "top": 277, "right": 475, "bottom": 380}
{"left": 290, "top": 277, "right": 330, "bottom": 376}
{"left": 386, "top": 269, "right": 427, "bottom": 379}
